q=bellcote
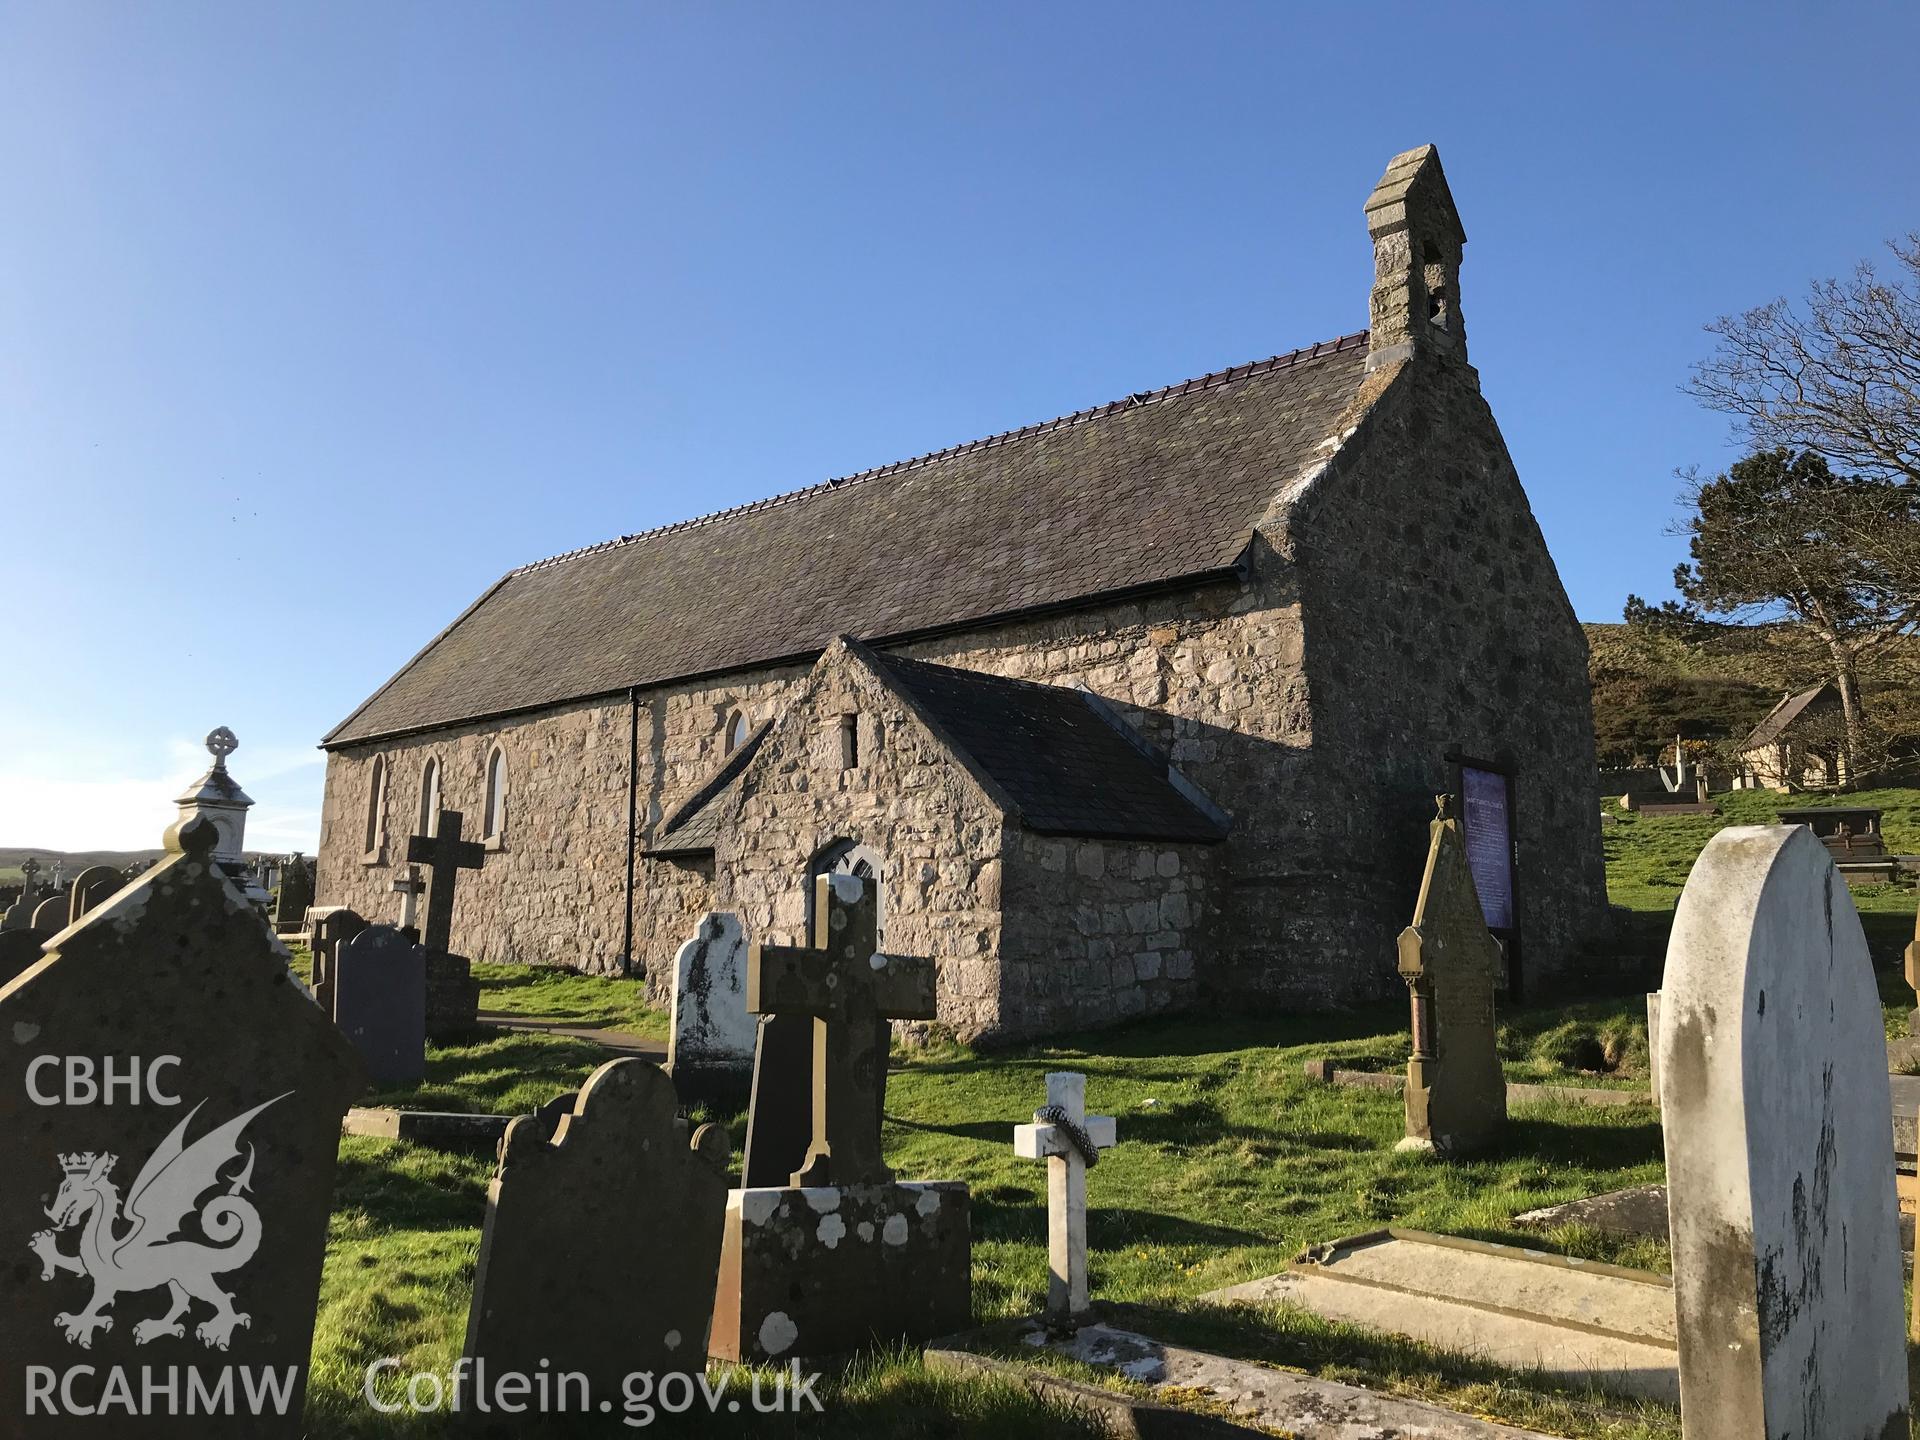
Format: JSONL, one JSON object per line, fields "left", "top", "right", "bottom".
{"left": 1364, "top": 145, "right": 1469, "bottom": 374}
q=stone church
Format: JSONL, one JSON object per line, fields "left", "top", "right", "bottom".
{"left": 317, "top": 146, "right": 1607, "bottom": 1043}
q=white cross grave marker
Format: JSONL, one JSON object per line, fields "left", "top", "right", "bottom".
{"left": 1013, "top": 1071, "right": 1116, "bottom": 1321}
{"left": 391, "top": 864, "right": 424, "bottom": 936}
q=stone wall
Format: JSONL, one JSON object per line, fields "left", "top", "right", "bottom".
{"left": 316, "top": 662, "right": 809, "bottom": 976}
{"left": 703, "top": 646, "right": 1010, "bottom": 1039}
{"left": 1284, "top": 353, "right": 1609, "bottom": 1001}
{"left": 998, "top": 831, "right": 1219, "bottom": 1037}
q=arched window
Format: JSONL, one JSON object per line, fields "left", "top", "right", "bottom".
{"left": 725, "top": 709, "right": 752, "bottom": 753}
{"left": 483, "top": 746, "right": 508, "bottom": 844}
{"left": 363, "top": 755, "right": 388, "bottom": 858}
{"left": 417, "top": 757, "right": 441, "bottom": 839}
{"left": 808, "top": 838, "right": 885, "bottom": 941}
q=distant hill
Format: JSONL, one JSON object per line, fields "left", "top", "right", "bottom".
{"left": 1585, "top": 621, "right": 1920, "bottom": 769}
{"left": 0, "top": 846, "right": 281, "bottom": 886}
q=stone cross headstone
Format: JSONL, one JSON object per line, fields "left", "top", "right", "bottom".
{"left": 389, "top": 864, "right": 424, "bottom": 943}
{"left": 66, "top": 865, "right": 123, "bottom": 929}
{"left": 1013, "top": 1071, "right": 1116, "bottom": 1322}
{"left": 1395, "top": 795, "right": 1506, "bottom": 1156}
{"left": 1658, "top": 824, "right": 1907, "bottom": 1439}
{"left": 407, "top": 809, "right": 484, "bottom": 956}
{"left": 333, "top": 926, "right": 427, "bottom": 1087}
{"left": 19, "top": 856, "right": 42, "bottom": 895}
{"left": 667, "top": 911, "right": 754, "bottom": 1101}
{"left": 461, "top": 1060, "right": 729, "bottom": 1411}
{"left": 747, "top": 872, "right": 936, "bottom": 1187}
{"left": 305, "top": 905, "right": 369, "bottom": 1020}
{"left": 0, "top": 814, "right": 365, "bottom": 1435}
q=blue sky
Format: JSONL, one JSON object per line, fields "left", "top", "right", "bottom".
{"left": 3, "top": 3, "right": 1916, "bottom": 853}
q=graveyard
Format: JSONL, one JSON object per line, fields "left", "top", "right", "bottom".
{"left": 9, "top": 731, "right": 1920, "bottom": 1436}
{"left": 9, "top": 18, "right": 1920, "bottom": 1436}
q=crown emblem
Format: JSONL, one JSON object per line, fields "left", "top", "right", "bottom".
{"left": 58, "top": 1152, "right": 111, "bottom": 1175}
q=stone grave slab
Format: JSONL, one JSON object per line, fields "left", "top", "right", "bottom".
{"left": 1514, "top": 1183, "right": 1920, "bottom": 1254}
{"left": 31, "top": 894, "right": 69, "bottom": 933}
{"left": 0, "top": 815, "right": 365, "bottom": 1436}
{"left": 333, "top": 926, "right": 426, "bottom": 1087}
{"left": 709, "top": 1181, "right": 971, "bottom": 1363}
{"left": 341, "top": 1107, "right": 511, "bottom": 1148}
{"left": 1397, "top": 796, "right": 1506, "bottom": 1155}
{"left": 1658, "top": 824, "right": 1907, "bottom": 1438}
{"left": 1022, "top": 1320, "right": 1562, "bottom": 1439}
{"left": 666, "top": 911, "right": 754, "bottom": 1102}
{"left": 462, "top": 1059, "right": 730, "bottom": 1412}
{"left": 1202, "top": 1229, "right": 1677, "bottom": 1403}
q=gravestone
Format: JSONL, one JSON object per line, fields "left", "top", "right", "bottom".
{"left": 0, "top": 814, "right": 365, "bottom": 1436}
{"left": 406, "top": 812, "right": 484, "bottom": 1037}
{"left": 271, "top": 855, "right": 312, "bottom": 935}
{"left": 666, "top": 911, "right": 755, "bottom": 1103}
{"left": 305, "top": 906, "right": 368, "bottom": 1019}
{"left": 32, "top": 894, "right": 70, "bottom": 933}
{"left": 1013, "top": 1071, "right": 1117, "bottom": 1323}
{"left": 407, "top": 810, "right": 484, "bottom": 957}
{"left": 65, "top": 866, "right": 124, "bottom": 928}
{"left": 461, "top": 1060, "right": 730, "bottom": 1413}
{"left": 333, "top": 926, "right": 426, "bottom": 1087}
{"left": 389, "top": 864, "right": 423, "bottom": 942}
{"left": 711, "top": 872, "right": 969, "bottom": 1362}
{"left": 1396, "top": 795, "right": 1506, "bottom": 1155}
{"left": 1659, "top": 824, "right": 1907, "bottom": 1439}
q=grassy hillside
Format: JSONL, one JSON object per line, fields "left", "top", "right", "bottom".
{"left": 1585, "top": 620, "right": 1920, "bottom": 769}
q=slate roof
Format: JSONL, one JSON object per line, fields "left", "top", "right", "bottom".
{"left": 1737, "top": 683, "right": 1835, "bottom": 753}
{"left": 866, "top": 650, "right": 1228, "bottom": 842}
{"left": 325, "top": 332, "right": 1369, "bottom": 747}
{"left": 648, "top": 722, "right": 771, "bottom": 857}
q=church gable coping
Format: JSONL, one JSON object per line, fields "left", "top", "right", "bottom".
{"left": 324, "top": 334, "right": 1369, "bottom": 748}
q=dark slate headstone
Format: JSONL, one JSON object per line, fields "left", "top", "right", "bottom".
{"left": 31, "top": 894, "right": 68, "bottom": 934}
{"left": 424, "top": 950, "right": 479, "bottom": 1039}
{"left": 305, "top": 906, "right": 368, "bottom": 1020}
{"left": 0, "top": 815, "right": 365, "bottom": 1436}
{"left": 740, "top": 1016, "right": 813, "bottom": 1188}
{"left": 461, "top": 1060, "right": 730, "bottom": 1411}
{"left": 65, "top": 867, "right": 124, "bottom": 928}
{"left": 271, "top": 856, "right": 313, "bottom": 933}
{"left": 333, "top": 926, "right": 426, "bottom": 1087}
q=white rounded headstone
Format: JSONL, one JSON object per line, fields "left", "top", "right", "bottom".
{"left": 1659, "top": 824, "right": 1906, "bottom": 1440}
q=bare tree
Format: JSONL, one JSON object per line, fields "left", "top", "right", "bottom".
{"left": 1689, "top": 236, "right": 1920, "bottom": 490}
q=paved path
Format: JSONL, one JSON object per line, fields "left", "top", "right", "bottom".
{"left": 477, "top": 1009, "right": 666, "bottom": 1060}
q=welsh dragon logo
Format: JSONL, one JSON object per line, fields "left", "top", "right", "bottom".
{"left": 27, "top": 1093, "right": 287, "bottom": 1351}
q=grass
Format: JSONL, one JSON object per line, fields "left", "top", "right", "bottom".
{"left": 1602, "top": 787, "right": 1920, "bottom": 1044}
{"left": 296, "top": 794, "right": 1920, "bottom": 1437}
{"left": 308, "top": 997, "right": 1672, "bottom": 1437}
